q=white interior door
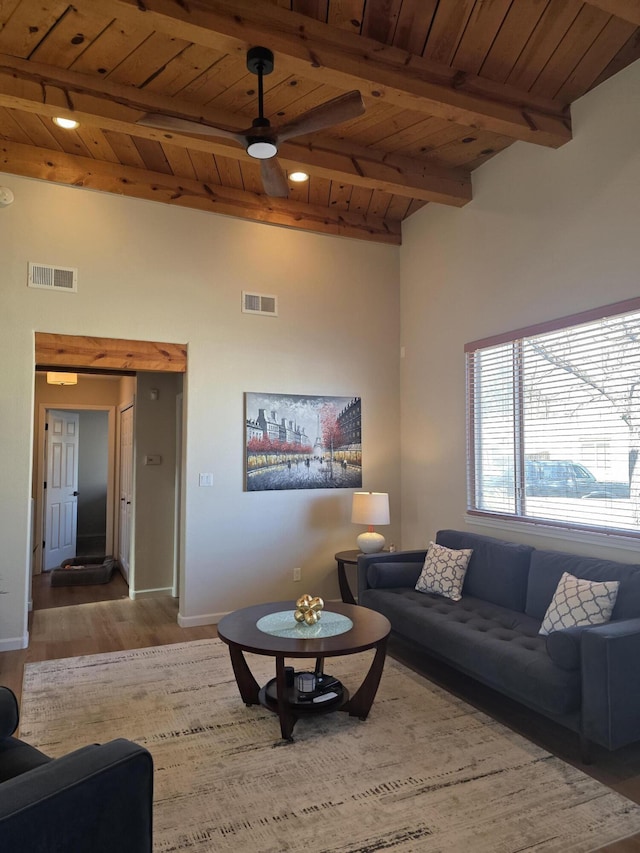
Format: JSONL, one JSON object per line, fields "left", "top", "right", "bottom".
{"left": 118, "top": 405, "right": 134, "bottom": 582}
{"left": 44, "top": 410, "right": 79, "bottom": 570}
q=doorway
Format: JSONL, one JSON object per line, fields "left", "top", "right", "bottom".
{"left": 34, "top": 397, "right": 118, "bottom": 576}
{"left": 33, "top": 333, "right": 187, "bottom": 613}
{"left": 32, "top": 386, "right": 124, "bottom": 611}
{"left": 33, "top": 370, "right": 184, "bottom": 606}
{"left": 41, "top": 407, "right": 113, "bottom": 571}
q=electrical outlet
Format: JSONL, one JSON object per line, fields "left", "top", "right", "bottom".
{"left": 293, "top": 567, "right": 301, "bottom": 582}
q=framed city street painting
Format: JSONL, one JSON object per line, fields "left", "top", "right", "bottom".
{"left": 245, "top": 392, "right": 362, "bottom": 491}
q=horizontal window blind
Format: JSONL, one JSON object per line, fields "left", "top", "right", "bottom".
{"left": 466, "top": 301, "right": 640, "bottom": 537}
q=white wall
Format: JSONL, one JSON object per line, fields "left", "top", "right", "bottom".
{"left": 0, "top": 179, "right": 400, "bottom": 647}
{"left": 400, "top": 58, "right": 640, "bottom": 562}
{"left": 134, "top": 372, "right": 179, "bottom": 594}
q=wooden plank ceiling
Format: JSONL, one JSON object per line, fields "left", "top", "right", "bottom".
{"left": 0, "top": 0, "right": 638, "bottom": 244}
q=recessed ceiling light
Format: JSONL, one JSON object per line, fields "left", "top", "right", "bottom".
{"left": 53, "top": 116, "right": 79, "bottom": 130}
{"left": 289, "top": 171, "right": 309, "bottom": 183}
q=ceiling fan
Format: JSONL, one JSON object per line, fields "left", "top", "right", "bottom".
{"left": 137, "top": 46, "right": 365, "bottom": 198}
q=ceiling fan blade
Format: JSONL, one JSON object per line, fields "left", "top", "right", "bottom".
{"left": 260, "top": 158, "right": 289, "bottom": 198}
{"left": 136, "top": 113, "right": 245, "bottom": 145}
{"left": 276, "top": 91, "right": 365, "bottom": 142}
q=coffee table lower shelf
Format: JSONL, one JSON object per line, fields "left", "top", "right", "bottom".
{"left": 259, "top": 676, "right": 350, "bottom": 723}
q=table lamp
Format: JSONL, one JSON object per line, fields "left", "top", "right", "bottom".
{"left": 351, "top": 491, "right": 390, "bottom": 554}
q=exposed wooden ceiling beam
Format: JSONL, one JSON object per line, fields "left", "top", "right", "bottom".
{"left": 584, "top": 1, "right": 640, "bottom": 26}
{"left": 35, "top": 333, "right": 188, "bottom": 373}
{"left": 0, "top": 56, "right": 470, "bottom": 206}
{"left": 77, "top": 0, "right": 572, "bottom": 148}
{"left": 0, "top": 140, "right": 402, "bottom": 245}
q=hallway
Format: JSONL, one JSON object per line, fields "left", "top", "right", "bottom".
{"left": 31, "top": 569, "right": 129, "bottom": 611}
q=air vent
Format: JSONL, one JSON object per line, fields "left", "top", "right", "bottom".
{"left": 28, "top": 262, "right": 78, "bottom": 292}
{"left": 242, "top": 291, "right": 278, "bottom": 317}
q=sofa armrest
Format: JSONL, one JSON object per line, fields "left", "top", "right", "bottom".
{"left": 0, "top": 688, "right": 19, "bottom": 738}
{"left": 581, "top": 618, "right": 640, "bottom": 750}
{"left": 545, "top": 626, "right": 587, "bottom": 671}
{"left": 0, "top": 739, "right": 153, "bottom": 852}
{"left": 357, "top": 550, "right": 426, "bottom": 600}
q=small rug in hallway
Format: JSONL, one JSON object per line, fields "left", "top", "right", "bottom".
{"left": 20, "top": 639, "right": 640, "bottom": 853}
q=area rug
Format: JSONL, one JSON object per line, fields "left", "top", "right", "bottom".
{"left": 20, "top": 639, "right": 640, "bottom": 852}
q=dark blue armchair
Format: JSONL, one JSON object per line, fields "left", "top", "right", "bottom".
{"left": 0, "top": 686, "right": 153, "bottom": 851}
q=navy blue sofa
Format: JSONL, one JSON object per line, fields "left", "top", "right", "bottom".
{"left": 358, "top": 529, "right": 640, "bottom": 754}
{"left": 0, "top": 686, "right": 153, "bottom": 851}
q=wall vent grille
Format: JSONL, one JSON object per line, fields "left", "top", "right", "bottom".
{"left": 242, "top": 291, "right": 278, "bottom": 317}
{"left": 28, "top": 262, "right": 78, "bottom": 292}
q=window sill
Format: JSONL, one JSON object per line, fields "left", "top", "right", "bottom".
{"left": 465, "top": 513, "right": 640, "bottom": 557}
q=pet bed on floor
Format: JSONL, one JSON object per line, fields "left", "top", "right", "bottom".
{"left": 50, "top": 556, "right": 117, "bottom": 587}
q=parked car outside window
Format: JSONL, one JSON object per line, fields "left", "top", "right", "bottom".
{"left": 525, "top": 460, "right": 629, "bottom": 499}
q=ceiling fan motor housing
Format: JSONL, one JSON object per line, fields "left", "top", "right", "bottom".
{"left": 247, "top": 117, "right": 277, "bottom": 158}
{"left": 247, "top": 46, "right": 274, "bottom": 76}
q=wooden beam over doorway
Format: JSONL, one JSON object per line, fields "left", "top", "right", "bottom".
{"left": 35, "top": 333, "right": 187, "bottom": 373}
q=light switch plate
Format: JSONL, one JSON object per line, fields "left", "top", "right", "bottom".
{"left": 144, "top": 454, "right": 162, "bottom": 465}
{"left": 199, "top": 473, "right": 214, "bottom": 487}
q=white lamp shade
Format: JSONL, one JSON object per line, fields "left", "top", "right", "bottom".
{"left": 351, "top": 492, "right": 390, "bottom": 526}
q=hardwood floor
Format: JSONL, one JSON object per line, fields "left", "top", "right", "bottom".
{"left": 31, "top": 568, "right": 130, "bottom": 610}
{"left": 1, "top": 584, "right": 639, "bottom": 851}
{"left": 0, "top": 578, "right": 217, "bottom": 700}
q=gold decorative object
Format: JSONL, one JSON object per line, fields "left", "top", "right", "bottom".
{"left": 294, "top": 594, "right": 324, "bottom": 626}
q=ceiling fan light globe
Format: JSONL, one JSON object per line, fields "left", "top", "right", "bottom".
{"left": 246, "top": 139, "right": 278, "bottom": 159}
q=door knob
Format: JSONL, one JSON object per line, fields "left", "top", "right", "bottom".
{"left": 73, "top": 491, "right": 79, "bottom": 496}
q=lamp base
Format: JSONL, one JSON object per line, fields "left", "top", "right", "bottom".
{"left": 356, "top": 531, "right": 386, "bottom": 554}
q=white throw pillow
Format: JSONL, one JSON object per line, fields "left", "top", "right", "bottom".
{"left": 415, "top": 541, "right": 473, "bottom": 602}
{"left": 539, "top": 571, "right": 619, "bottom": 636}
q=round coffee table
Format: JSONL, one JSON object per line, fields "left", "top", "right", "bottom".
{"left": 217, "top": 601, "right": 391, "bottom": 741}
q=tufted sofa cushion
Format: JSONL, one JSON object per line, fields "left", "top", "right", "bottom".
{"left": 361, "top": 586, "right": 580, "bottom": 716}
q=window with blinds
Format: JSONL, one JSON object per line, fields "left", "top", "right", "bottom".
{"left": 465, "top": 299, "right": 640, "bottom": 537}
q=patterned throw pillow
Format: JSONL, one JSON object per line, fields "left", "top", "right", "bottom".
{"left": 539, "top": 571, "right": 619, "bottom": 636}
{"left": 415, "top": 541, "right": 473, "bottom": 601}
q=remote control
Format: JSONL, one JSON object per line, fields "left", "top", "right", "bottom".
{"left": 312, "top": 691, "right": 339, "bottom": 703}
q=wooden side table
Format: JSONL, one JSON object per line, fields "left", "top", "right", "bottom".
{"left": 334, "top": 549, "right": 361, "bottom": 605}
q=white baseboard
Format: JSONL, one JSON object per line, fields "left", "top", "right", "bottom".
{"left": 176, "top": 599, "right": 344, "bottom": 629}
{"left": 0, "top": 633, "right": 29, "bottom": 651}
{"left": 129, "top": 586, "right": 173, "bottom": 600}
{"left": 177, "top": 611, "right": 227, "bottom": 627}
